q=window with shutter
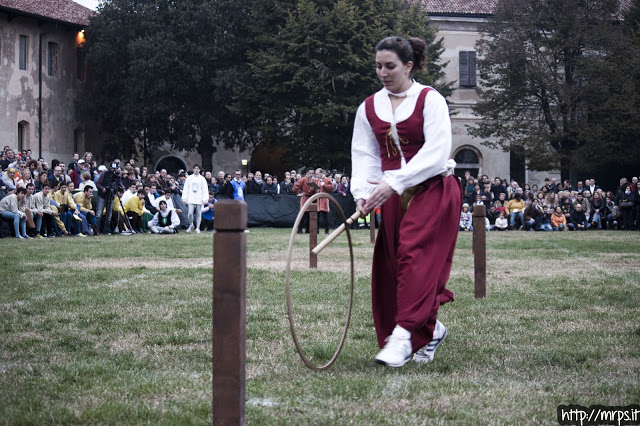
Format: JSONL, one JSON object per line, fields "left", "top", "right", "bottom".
{"left": 459, "top": 51, "right": 477, "bottom": 88}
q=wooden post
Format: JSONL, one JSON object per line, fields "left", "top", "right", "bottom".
{"left": 309, "top": 203, "right": 318, "bottom": 269}
{"left": 213, "top": 201, "right": 247, "bottom": 426}
{"left": 472, "top": 204, "right": 486, "bottom": 299}
{"left": 369, "top": 211, "right": 376, "bottom": 244}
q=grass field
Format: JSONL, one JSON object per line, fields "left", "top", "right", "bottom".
{"left": 1, "top": 229, "right": 639, "bottom": 424}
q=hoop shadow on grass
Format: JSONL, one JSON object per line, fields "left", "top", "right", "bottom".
{"left": 285, "top": 193, "right": 354, "bottom": 371}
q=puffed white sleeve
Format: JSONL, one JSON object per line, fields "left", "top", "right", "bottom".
{"left": 382, "top": 90, "right": 456, "bottom": 195}
{"left": 350, "top": 102, "right": 382, "bottom": 200}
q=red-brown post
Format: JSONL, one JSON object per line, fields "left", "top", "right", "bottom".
{"left": 472, "top": 204, "right": 486, "bottom": 299}
{"left": 309, "top": 203, "right": 318, "bottom": 269}
{"left": 213, "top": 201, "right": 247, "bottom": 425}
{"left": 369, "top": 212, "right": 376, "bottom": 244}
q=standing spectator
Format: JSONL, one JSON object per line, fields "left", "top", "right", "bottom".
{"left": 182, "top": 165, "right": 209, "bottom": 233}
{"left": 337, "top": 176, "right": 350, "bottom": 197}
{"left": 230, "top": 169, "right": 246, "bottom": 201}
{"left": 312, "top": 168, "right": 334, "bottom": 234}
{"left": 635, "top": 182, "right": 640, "bottom": 231}
{"left": 292, "top": 168, "right": 317, "bottom": 234}
{"left": 618, "top": 184, "right": 636, "bottom": 230}
{"left": 261, "top": 176, "right": 278, "bottom": 196}
{"left": 247, "top": 171, "right": 263, "bottom": 194}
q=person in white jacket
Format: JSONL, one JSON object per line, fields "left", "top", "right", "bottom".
{"left": 182, "top": 165, "right": 209, "bottom": 233}
{"left": 147, "top": 200, "right": 180, "bottom": 234}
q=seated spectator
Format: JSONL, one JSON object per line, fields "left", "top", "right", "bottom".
{"left": 523, "top": 199, "right": 543, "bottom": 231}
{"left": 121, "top": 181, "right": 138, "bottom": 205}
{"left": 551, "top": 206, "right": 567, "bottom": 231}
{"left": 569, "top": 203, "right": 590, "bottom": 231}
{"left": 73, "top": 185, "right": 98, "bottom": 236}
{"left": 1, "top": 167, "right": 18, "bottom": 196}
{"left": 507, "top": 180, "right": 520, "bottom": 199}
{"left": 261, "top": 176, "right": 278, "bottom": 196}
{"left": 505, "top": 192, "right": 525, "bottom": 229}
{"left": 78, "top": 171, "right": 96, "bottom": 192}
{"left": 494, "top": 192, "right": 507, "bottom": 214}
{"left": 560, "top": 196, "right": 574, "bottom": 223}
{"left": 31, "top": 182, "right": 56, "bottom": 237}
{"left": 589, "top": 191, "right": 604, "bottom": 229}
{"left": 200, "top": 192, "right": 216, "bottom": 232}
{"left": 16, "top": 168, "right": 34, "bottom": 188}
{"left": 153, "top": 190, "right": 183, "bottom": 215}
{"left": 486, "top": 204, "right": 498, "bottom": 230}
{"left": 35, "top": 171, "right": 49, "bottom": 192}
{"left": 495, "top": 211, "right": 509, "bottom": 231}
{"left": 50, "top": 182, "right": 84, "bottom": 236}
{"left": 538, "top": 205, "right": 553, "bottom": 231}
{"left": 0, "top": 187, "right": 29, "bottom": 238}
{"left": 459, "top": 203, "right": 472, "bottom": 231}
{"left": 573, "top": 192, "right": 590, "bottom": 220}
{"left": 148, "top": 199, "right": 180, "bottom": 234}
{"left": 124, "top": 189, "right": 152, "bottom": 233}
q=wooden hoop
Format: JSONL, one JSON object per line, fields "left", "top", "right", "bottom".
{"left": 285, "top": 192, "right": 355, "bottom": 371}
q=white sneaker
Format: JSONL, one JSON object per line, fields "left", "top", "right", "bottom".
{"left": 375, "top": 326, "right": 412, "bottom": 367}
{"left": 195, "top": 228, "right": 201, "bottom": 234}
{"left": 413, "top": 320, "right": 447, "bottom": 364}
{"left": 186, "top": 225, "right": 194, "bottom": 233}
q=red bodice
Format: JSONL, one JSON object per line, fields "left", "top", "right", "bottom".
{"left": 364, "top": 88, "right": 432, "bottom": 172}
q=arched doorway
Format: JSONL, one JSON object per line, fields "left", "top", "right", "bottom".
{"left": 155, "top": 155, "right": 187, "bottom": 174}
{"left": 453, "top": 146, "right": 482, "bottom": 179}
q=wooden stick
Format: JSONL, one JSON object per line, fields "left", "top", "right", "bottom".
{"left": 309, "top": 203, "right": 318, "bottom": 269}
{"left": 312, "top": 210, "right": 361, "bottom": 255}
{"left": 472, "top": 204, "right": 487, "bottom": 299}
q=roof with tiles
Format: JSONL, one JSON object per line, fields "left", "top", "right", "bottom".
{"left": 423, "top": 0, "right": 498, "bottom": 16}
{"left": 0, "top": 0, "right": 93, "bottom": 26}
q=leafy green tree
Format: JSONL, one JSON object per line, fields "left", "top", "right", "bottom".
{"left": 469, "top": 0, "right": 640, "bottom": 180}
{"left": 235, "top": 0, "right": 450, "bottom": 171}
{"left": 80, "top": 0, "right": 252, "bottom": 171}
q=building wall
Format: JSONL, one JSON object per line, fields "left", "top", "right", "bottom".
{"left": 0, "top": 12, "right": 96, "bottom": 163}
{"left": 432, "top": 16, "right": 511, "bottom": 181}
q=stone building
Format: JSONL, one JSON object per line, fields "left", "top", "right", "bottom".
{"left": 425, "top": 0, "right": 557, "bottom": 186}
{"left": 0, "top": 0, "right": 102, "bottom": 163}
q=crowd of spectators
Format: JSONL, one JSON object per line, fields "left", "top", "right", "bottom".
{"left": 0, "top": 146, "right": 351, "bottom": 238}
{"left": 2, "top": 147, "right": 638, "bottom": 239}
{"left": 459, "top": 171, "right": 640, "bottom": 232}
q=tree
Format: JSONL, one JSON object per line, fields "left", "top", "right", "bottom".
{"left": 468, "top": 0, "right": 640, "bottom": 180}
{"left": 233, "top": 0, "right": 451, "bottom": 172}
{"left": 79, "top": 0, "right": 253, "bottom": 172}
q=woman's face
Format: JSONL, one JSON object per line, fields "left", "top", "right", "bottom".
{"left": 375, "top": 50, "right": 412, "bottom": 94}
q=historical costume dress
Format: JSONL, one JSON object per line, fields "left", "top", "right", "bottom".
{"left": 350, "top": 82, "right": 461, "bottom": 353}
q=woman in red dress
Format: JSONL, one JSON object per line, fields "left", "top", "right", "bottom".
{"left": 350, "top": 36, "right": 461, "bottom": 367}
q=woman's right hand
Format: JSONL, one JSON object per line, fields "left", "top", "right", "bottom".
{"left": 357, "top": 198, "right": 368, "bottom": 217}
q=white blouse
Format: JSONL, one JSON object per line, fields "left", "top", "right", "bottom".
{"left": 350, "top": 82, "right": 456, "bottom": 200}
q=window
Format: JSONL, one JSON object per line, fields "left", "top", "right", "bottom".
{"left": 48, "top": 42, "right": 59, "bottom": 76}
{"left": 459, "top": 51, "right": 477, "bottom": 88}
{"left": 454, "top": 147, "right": 482, "bottom": 178}
{"left": 18, "top": 121, "right": 29, "bottom": 151}
{"left": 19, "top": 35, "right": 28, "bottom": 70}
{"left": 76, "top": 47, "right": 86, "bottom": 80}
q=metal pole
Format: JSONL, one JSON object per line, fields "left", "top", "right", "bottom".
{"left": 213, "top": 201, "right": 247, "bottom": 425}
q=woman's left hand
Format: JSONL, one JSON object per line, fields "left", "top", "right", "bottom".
{"left": 364, "top": 180, "right": 394, "bottom": 212}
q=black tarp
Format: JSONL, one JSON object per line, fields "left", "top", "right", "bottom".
{"left": 245, "top": 193, "right": 357, "bottom": 228}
